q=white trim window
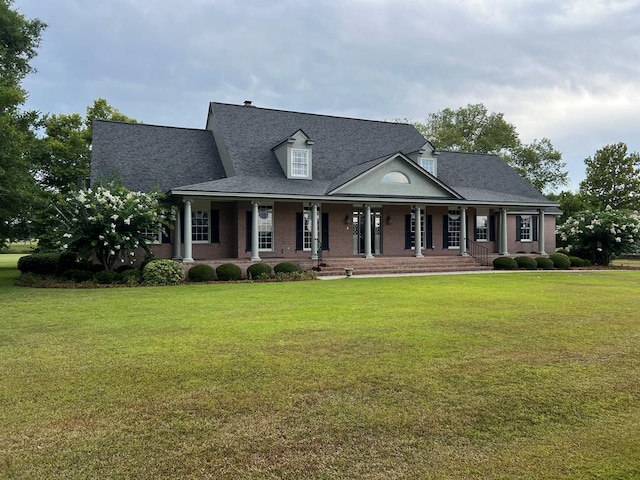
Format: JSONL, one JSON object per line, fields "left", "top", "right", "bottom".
{"left": 448, "top": 210, "right": 461, "bottom": 248}
{"left": 410, "top": 211, "right": 425, "bottom": 249}
{"left": 141, "top": 228, "right": 162, "bottom": 244}
{"left": 291, "top": 149, "right": 309, "bottom": 177}
{"left": 519, "top": 215, "right": 532, "bottom": 242}
{"left": 302, "top": 207, "right": 319, "bottom": 251}
{"left": 476, "top": 215, "right": 489, "bottom": 242}
{"left": 418, "top": 157, "right": 436, "bottom": 176}
{"left": 192, "top": 210, "right": 209, "bottom": 242}
{"left": 258, "top": 206, "right": 274, "bottom": 251}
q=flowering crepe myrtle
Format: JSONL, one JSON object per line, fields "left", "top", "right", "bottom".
{"left": 53, "top": 180, "right": 174, "bottom": 270}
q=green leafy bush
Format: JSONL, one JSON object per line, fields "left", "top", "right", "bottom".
{"left": 142, "top": 259, "right": 185, "bottom": 285}
{"left": 120, "top": 269, "right": 142, "bottom": 285}
{"left": 188, "top": 264, "right": 216, "bottom": 282}
{"left": 216, "top": 263, "right": 242, "bottom": 281}
{"left": 580, "top": 258, "right": 592, "bottom": 267}
{"left": 536, "top": 257, "right": 554, "bottom": 270}
{"left": 514, "top": 256, "right": 537, "bottom": 270}
{"left": 95, "top": 270, "right": 122, "bottom": 284}
{"left": 493, "top": 257, "right": 518, "bottom": 270}
{"left": 247, "top": 263, "right": 272, "bottom": 279}
{"left": 274, "top": 262, "right": 301, "bottom": 274}
{"left": 568, "top": 256, "right": 584, "bottom": 267}
{"left": 61, "top": 269, "right": 94, "bottom": 283}
{"left": 549, "top": 252, "right": 571, "bottom": 269}
{"left": 57, "top": 251, "right": 79, "bottom": 276}
{"left": 17, "top": 252, "right": 61, "bottom": 275}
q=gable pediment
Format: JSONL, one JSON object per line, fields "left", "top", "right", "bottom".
{"left": 329, "top": 154, "right": 460, "bottom": 199}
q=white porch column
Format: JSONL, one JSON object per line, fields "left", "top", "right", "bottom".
{"left": 183, "top": 200, "right": 194, "bottom": 263}
{"left": 500, "top": 208, "right": 509, "bottom": 255}
{"left": 311, "top": 203, "right": 319, "bottom": 260}
{"left": 172, "top": 206, "right": 182, "bottom": 260}
{"left": 251, "top": 201, "right": 261, "bottom": 261}
{"left": 414, "top": 205, "right": 423, "bottom": 258}
{"left": 460, "top": 206, "right": 468, "bottom": 256}
{"left": 538, "top": 209, "right": 546, "bottom": 255}
{"left": 364, "top": 204, "right": 373, "bottom": 258}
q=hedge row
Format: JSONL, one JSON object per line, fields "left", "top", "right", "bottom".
{"left": 493, "top": 252, "right": 591, "bottom": 271}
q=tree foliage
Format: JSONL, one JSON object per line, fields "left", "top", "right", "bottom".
{"left": 49, "top": 181, "right": 172, "bottom": 271}
{"left": 0, "top": 0, "right": 46, "bottom": 246}
{"left": 414, "top": 103, "right": 519, "bottom": 155}
{"left": 507, "top": 138, "right": 568, "bottom": 194}
{"left": 579, "top": 142, "right": 640, "bottom": 211}
{"left": 557, "top": 207, "right": 640, "bottom": 265}
{"left": 414, "top": 103, "right": 568, "bottom": 194}
{"left": 34, "top": 98, "right": 139, "bottom": 193}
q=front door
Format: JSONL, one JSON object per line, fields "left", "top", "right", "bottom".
{"left": 352, "top": 209, "right": 382, "bottom": 255}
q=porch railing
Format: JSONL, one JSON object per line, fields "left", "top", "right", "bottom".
{"left": 466, "top": 239, "right": 489, "bottom": 266}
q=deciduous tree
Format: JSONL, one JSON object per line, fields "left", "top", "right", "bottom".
{"left": 0, "top": 0, "right": 46, "bottom": 246}
{"left": 579, "top": 142, "right": 640, "bottom": 211}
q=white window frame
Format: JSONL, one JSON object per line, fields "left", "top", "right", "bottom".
{"left": 418, "top": 157, "right": 436, "bottom": 176}
{"left": 410, "top": 211, "right": 426, "bottom": 250}
{"left": 476, "top": 215, "right": 489, "bottom": 242}
{"left": 141, "top": 228, "right": 162, "bottom": 245}
{"left": 520, "top": 215, "right": 532, "bottom": 242}
{"left": 258, "top": 205, "right": 274, "bottom": 251}
{"left": 291, "top": 149, "right": 309, "bottom": 178}
{"left": 302, "top": 207, "right": 320, "bottom": 252}
{"left": 192, "top": 210, "right": 209, "bottom": 243}
{"left": 448, "top": 210, "right": 461, "bottom": 249}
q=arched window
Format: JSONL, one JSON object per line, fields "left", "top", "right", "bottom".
{"left": 381, "top": 171, "right": 410, "bottom": 184}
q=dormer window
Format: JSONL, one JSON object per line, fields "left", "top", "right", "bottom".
{"left": 291, "top": 149, "right": 309, "bottom": 177}
{"left": 272, "top": 129, "right": 313, "bottom": 180}
{"left": 418, "top": 157, "right": 436, "bottom": 176}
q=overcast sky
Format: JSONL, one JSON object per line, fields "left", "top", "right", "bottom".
{"left": 15, "top": 0, "right": 640, "bottom": 191}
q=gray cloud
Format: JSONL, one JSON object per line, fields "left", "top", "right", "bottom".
{"left": 17, "top": 0, "right": 640, "bottom": 190}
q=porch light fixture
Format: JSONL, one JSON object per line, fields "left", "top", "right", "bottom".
{"left": 386, "top": 215, "right": 392, "bottom": 225}
{"left": 344, "top": 215, "right": 350, "bottom": 225}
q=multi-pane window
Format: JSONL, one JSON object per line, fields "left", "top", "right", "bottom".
{"left": 291, "top": 149, "right": 309, "bottom": 177}
{"left": 520, "top": 215, "right": 532, "bottom": 241}
{"left": 419, "top": 157, "right": 436, "bottom": 175}
{"left": 302, "top": 207, "right": 319, "bottom": 251}
{"left": 448, "top": 210, "right": 461, "bottom": 248}
{"left": 141, "top": 228, "right": 161, "bottom": 244}
{"left": 258, "top": 206, "right": 273, "bottom": 250}
{"left": 410, "top": 211, "right": 426, "bottom": 249}
{"left": 476, "top": 215, "right": 488, "bottom": 241}
{"left": 192, "top": 210, "right": 209, "bottom": 242}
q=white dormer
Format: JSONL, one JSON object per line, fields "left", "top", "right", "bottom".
{"left": 272, "top": 129, "right": 314, "bottom": 180}
{"left": 409, "top": 142, "right": 438, "bottom": 177}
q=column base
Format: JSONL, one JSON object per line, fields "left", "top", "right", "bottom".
{"left": 182, "top": 257, "right": 194, "bottom": 263}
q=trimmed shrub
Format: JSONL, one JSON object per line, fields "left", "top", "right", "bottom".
{"left": 493, "top": 257, "right": 518, "bottom": 270}
{"left": 274, "top": 262, "right": 301, "bottom": 274}
{"left": 536, "top": 257, "right": 554, "bottom": 270}
{"left": 580, "top": 258, "right": 592, "bottom": 267}
{"left": 188, "top": 264, "right": 216, "bottom": 282}
{"left": 120, "top": 269, "right": 142, "bottom": 285}
{"left": 549, "top": 252, "right": 571, "bottom": 269}
{"left": 17, "top": 252, "right": 61, "bottom": 275}
{"left": 143, "top": 259, "right": 185, "bottom": 285}
{"left": 216, "top": 263, "right": 242, "bottom": 281}
{"left": 95, "top": 270, "right": 122, "bottom": 284}
{"left": 61, "top": 269, "right": 94, "bottom": 283}
{"left": 514, "top": 256, "right": 537, "bottom": 270}
{"left": 568, "top": 256, "right": 583, "bottom": 267}
{"left": 555, "top": 248, "right": 570, "bottom": 255}
{"left": 247, "top": 263, "right": 272, "bottom": 279}
{"left": 57, "top": 251, "right": 79, "bottom": 276}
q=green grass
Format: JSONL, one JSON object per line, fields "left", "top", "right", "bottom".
{"left": 1, "top": 255, "right": 639, "bottom": 479}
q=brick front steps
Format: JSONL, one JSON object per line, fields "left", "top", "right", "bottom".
{"left": 298, "top": 255, "right": 490, "bottom": 277}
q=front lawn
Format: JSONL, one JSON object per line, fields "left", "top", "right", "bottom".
{"left": 1, "top": 258, "right": 639, "bottom": 479}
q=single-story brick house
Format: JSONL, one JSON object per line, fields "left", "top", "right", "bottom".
{"left": 90, "top": 101, "right": 558, "bottom": 264}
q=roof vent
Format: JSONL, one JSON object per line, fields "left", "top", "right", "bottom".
{"left": 244, "top": 100, "right": 254, "bottom": 107}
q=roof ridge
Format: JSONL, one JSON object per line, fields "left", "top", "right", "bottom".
{"left": 94, "top": 119, "right": 208, "bottom": 133}
{"left": 210, "top": 101, "right": 414, "bottom": 127}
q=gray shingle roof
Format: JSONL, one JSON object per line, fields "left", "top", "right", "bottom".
{"left": 90, "top": 120, "right": 225, "bottom": 193}
{"left": 90, "top": 103, "right": 557, "bottom": 208}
